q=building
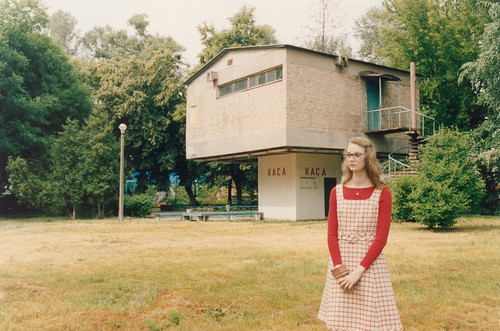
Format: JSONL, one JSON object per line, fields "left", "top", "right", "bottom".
{"left": 184, "top": 44, "right": 424, "bottom": 220}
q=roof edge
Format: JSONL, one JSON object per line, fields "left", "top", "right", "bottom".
{"left": 184, "top": 44, "right": 415, "bottom": 86}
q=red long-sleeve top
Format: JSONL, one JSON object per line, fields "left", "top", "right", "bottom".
{"left": 327, "top": 185, "right": 392, "bottom": 269}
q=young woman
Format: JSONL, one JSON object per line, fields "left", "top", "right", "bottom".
{"left": 318, "top": 136, "right": 402, "bottom": 330}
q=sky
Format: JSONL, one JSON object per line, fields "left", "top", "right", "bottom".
{"left": 43, "top": 0, "right": 382, "bottom": 66}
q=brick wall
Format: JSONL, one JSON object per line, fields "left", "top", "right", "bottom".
{"left": 186, "top": 49, "right": 287, "bottom": 146}
{"left": 286, "top": 64, "right": 365, "bottom": 134}
{"left": 185, "top": 46, "right": 415, "bottom": 159}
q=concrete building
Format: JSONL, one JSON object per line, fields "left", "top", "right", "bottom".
{"left": 184, "top": 44, "right": 421, "bottom": 220}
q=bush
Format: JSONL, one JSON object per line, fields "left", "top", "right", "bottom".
{"left": 390, "top": 128, "right": 485, "bottom": 228}
{"left": 408, "top": 179, "right": 468, "bottom": 228}
{"left": 418, "top": 128, "right": 485, "bottom": 214}
{"left": 124, "top": 192, "right": 155, "bottom": 217}
{"left": 389, "top": 175, "right": 418, "bottom": 222}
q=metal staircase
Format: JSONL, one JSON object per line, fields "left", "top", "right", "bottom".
{"left": 364, "top": 106, "right": 440, "bottom": 175}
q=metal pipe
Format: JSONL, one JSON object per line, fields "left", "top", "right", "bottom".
{"left": 410, "top": 61, "right": 417, "bottom": 131}
{"left": 379, "top": 76, "right": 383, "bottom": 109}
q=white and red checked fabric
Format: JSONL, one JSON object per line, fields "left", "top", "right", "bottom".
{"left": 318, "top": 185, "right": 403, "bottom": 331}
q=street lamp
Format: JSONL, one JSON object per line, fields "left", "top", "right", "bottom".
{"left": 118, "top": 123, "right": 127, "bottom": 222}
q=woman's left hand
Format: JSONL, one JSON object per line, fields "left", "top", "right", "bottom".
{"left": 338, "top": 265, "right": 366, "bottom": 292}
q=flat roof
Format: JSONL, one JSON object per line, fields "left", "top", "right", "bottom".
{"left": 184, "top": 44, "right": 413, "bottom": 85}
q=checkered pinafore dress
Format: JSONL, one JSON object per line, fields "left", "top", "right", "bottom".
{"left": 318, "top": 185, "right": 402, "bottom": 330}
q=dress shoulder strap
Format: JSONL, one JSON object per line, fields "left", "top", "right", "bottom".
{"left": 336, "top": 184, "right": 343, "bottom": 200}
{"left": 371, "top": 187, "right": 383, "bottom": 201}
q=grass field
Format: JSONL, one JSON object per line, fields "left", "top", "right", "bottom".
{"left": 0, "top": 216, "right": 498, "bottom": 330}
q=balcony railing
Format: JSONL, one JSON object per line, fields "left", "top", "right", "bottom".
{"left": 364, "top": 106, "right": 440, "bottom": 175}
{"left": 365, "top": 106, "right": 439, "bottom": 137}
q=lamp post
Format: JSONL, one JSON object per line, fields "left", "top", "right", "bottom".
{"left": 118, "top": 123, "right": 127, "bottom": 222}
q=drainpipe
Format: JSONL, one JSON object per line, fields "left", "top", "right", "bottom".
{"left": 410, "top": 61, "right": 417, "bottom": 131}
{"left": 379, "top": 76, "right": 383, "bottom": 110}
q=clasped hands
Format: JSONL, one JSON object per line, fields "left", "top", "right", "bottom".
{"left": 335, "top": 265, "right": 366, "bottom": 293}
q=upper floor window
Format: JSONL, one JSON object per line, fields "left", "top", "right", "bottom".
{"left": 218, "top": 66, "right": 283, "bottom": 97}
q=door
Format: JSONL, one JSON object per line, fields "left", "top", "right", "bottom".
{"left": 324, "top": 177, "right": 337, "bottom": 218}
{"left": 366, "top": 79, "right": 381, "bottom": 131}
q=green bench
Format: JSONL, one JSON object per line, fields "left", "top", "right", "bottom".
{"left": 153, "top": 213, "right": 183, "bottom": 221}
{"left": 154, "top": 211, "right": 263, "bottom": 222}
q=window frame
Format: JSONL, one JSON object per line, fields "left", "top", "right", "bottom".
{"left": 217, "top": 65, "right": 283, "bottom": 98}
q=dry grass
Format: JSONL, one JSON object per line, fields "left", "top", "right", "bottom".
{"left": 0, "top": 216, "right": 498, "bottom": 330}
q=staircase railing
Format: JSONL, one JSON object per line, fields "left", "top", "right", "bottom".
{"left": 383, "top": 107, "right": 440, "bottom": 175}
{"left": 388, "top": 138, "right": 434, "bottom": 175}
{"left": 388, "top": 145, "right": 412, "bottom": 175}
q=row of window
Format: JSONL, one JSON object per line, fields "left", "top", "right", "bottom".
{"left": 219, "top": 66, "right": 283, "bottom": 97}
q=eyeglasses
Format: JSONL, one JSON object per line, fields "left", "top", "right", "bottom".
{"left": 343, "top": 152, "right": 366, "bottom": 160}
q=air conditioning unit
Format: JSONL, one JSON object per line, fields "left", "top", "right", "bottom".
{"left": 335, "top": 56, "right": 349, "bottom": 67}
{"left": 207, "top": 71, "right": 218, "bottom": 82}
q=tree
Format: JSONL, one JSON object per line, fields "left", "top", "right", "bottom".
{"left": 6, "top": 119, "right": 85, "bottom": 218}
{"left": 197, "top": 5, "right": 277, "bottom": 65}
{"left": 354, "top": 6, "right": 388, "bottom": 64}
{"left": 471, "top": 118, "right": 500, "bottom": 215}
{"left": 0, "top": 0, "right": 92, "bottom": 192}
{"left": 47, "top": 119, "right": 86, "bottom": 218}
{"left": 303, "top": 0, "right": 352, "bottom": 56}
{"left": 81, "top": 14, "right": 183, "bottom": 61}
{"left": 354, "top": 0, "right": 490, "bottom": 130}
{"left": 82, "top": 14, "right": 206, "bottom": 206}
{"left": 48, "top": 9, "right": 79, "bottom": 56}
{"left": 460, "top": 1, "right": 500, "bottom": 115}
{"left": 5, "top": 156, "right": 43, "bottom": 208}
{"left": 92, "top": 50, "right": 185, "bottom": 192}
{"left": 80, "top": 109, "right": 120, "bottom": 217}
{"left": 128, "top": 13, "right": 148, "bottom": 38}
{"left": 460, "top": 2, "right": 500, "bottom": 215}
{"left": 7, "top": 114, "right": 123, "bottom": 218}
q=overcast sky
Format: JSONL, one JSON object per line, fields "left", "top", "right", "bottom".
{"left": 43, "top": 0, "right": 382, "bottom": 66}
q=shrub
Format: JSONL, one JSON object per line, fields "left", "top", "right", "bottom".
{"left": 418, "top": 128, "right": 485, "bottom": 214}
{"left": 124, "top": 192, "right": 155, "bottom": 217}
{"left": 390, "top": 128, "right": 485, "bottom": 228}
{"left": 389, "top": 175, "right": 418, "bottom": 222}
{"left": 408, "top": 179, "right": 468, "bottom": 228}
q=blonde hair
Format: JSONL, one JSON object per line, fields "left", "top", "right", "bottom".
{"left": 341, "top": 136, "right": 388, "bottom": 189}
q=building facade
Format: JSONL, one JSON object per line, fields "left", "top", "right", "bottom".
{"left": 185, "top": 44, "right": 418, "bottom": 220}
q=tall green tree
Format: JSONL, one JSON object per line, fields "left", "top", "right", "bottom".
{"left": 92, "top": 50, "right": 186, "bottom": 192}
{"left": 5, "top": 156, "right": 43, "bottom": 208}
{"left": 48, "top": 9, "right": 79, "bottom": 56}
{"left": 460, "top": 1, "right": 500, "bottom": 214}
{"left": 354, "top": 5, "right": 388, "bottom": 64}
{"left": 7, "top": 113, "right": 123, "bottom": 218}
{"left": 6, "top": 119, "right": 85, "bottom": 218}
{"left": 0, "top": 0, "right": 92, "bottom": 192}
{"left": 354, "top": 0, "right": 490, "bottom": 130}
{"left": 460, "top": 1, "right": 500, "bottom": 115}
{"left": 81, "top": 14, "right": 183, "bottom": 61}
{"left": 48, "top": 119, "right": 86, "bottom": 218}
{"left": 80, "top": 109, "right": 120, "bottom": 217}
{"left": 197, "top": 5, "right": 277, "bottom": 65}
